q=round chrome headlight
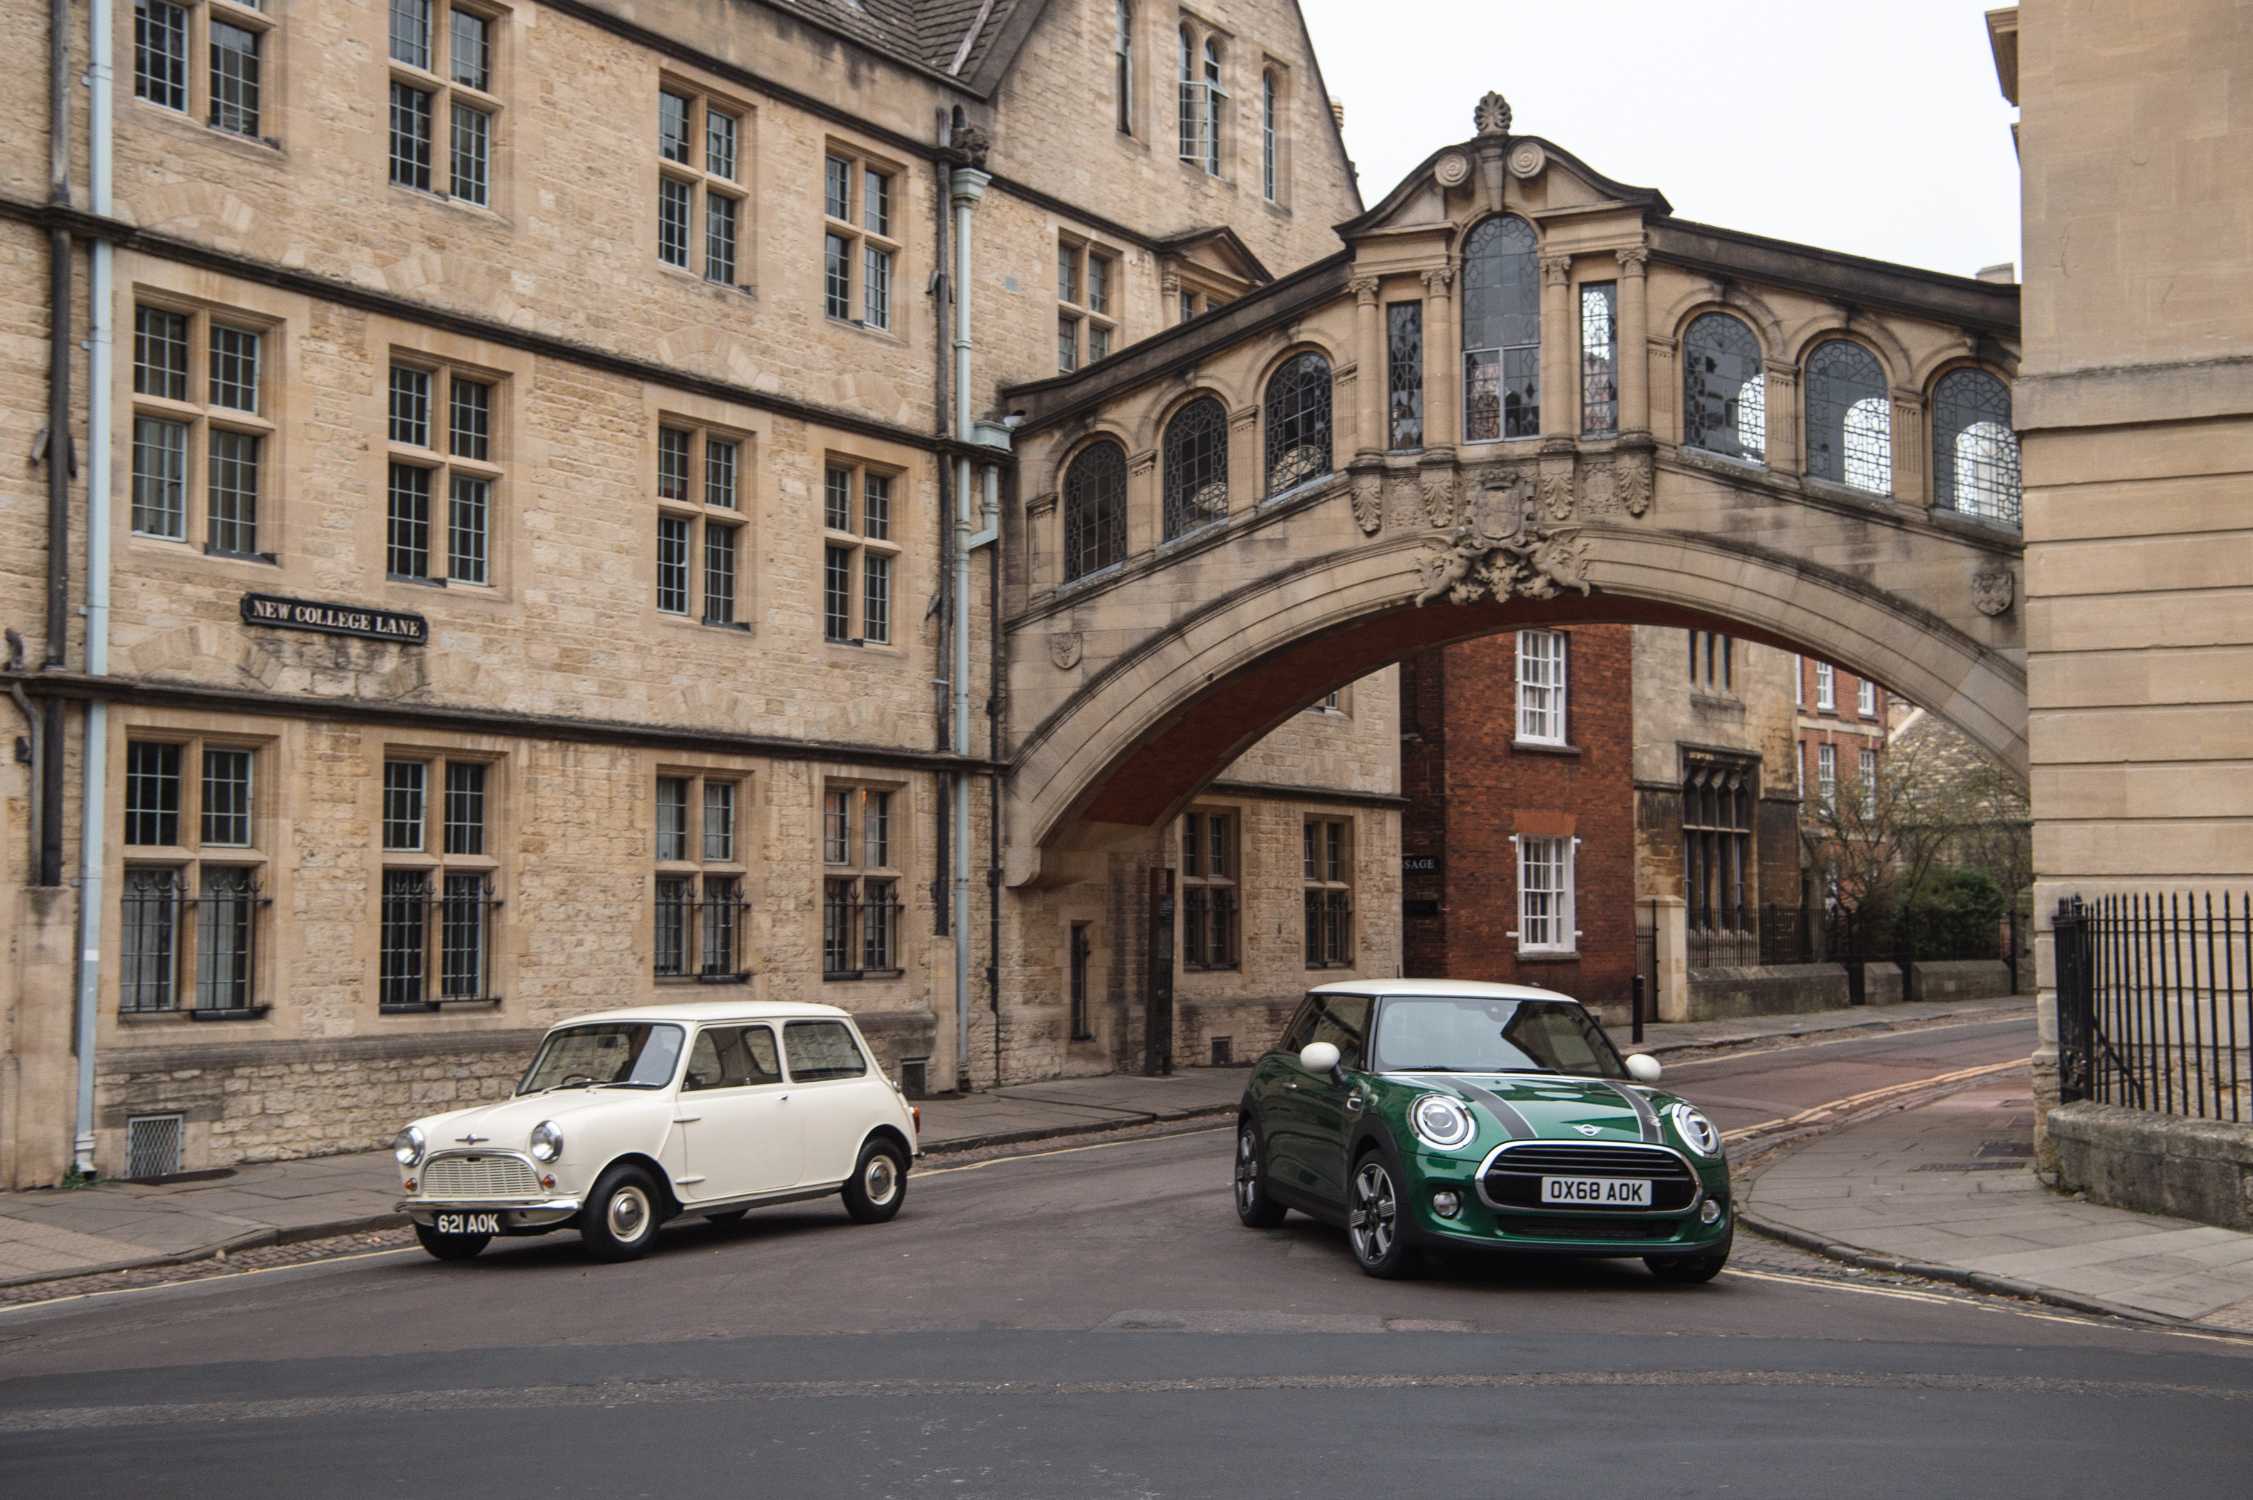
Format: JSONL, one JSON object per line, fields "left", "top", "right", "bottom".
{"left": 393, "top": 1125, "right": 426, "bottom": 1169}
{"left": 1671, "top": 1103, "right": 1721, "bottom": 1158}
{"left": 1410, "top": 1094, "right": 1476, "bottom": 1152}
{"left": 529, "top": 1120, "right": 564, "bottom": 1164}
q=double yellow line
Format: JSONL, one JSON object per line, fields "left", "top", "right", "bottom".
{"left": 1721, "top": 1057, "right": 2029, "bottom": 1145}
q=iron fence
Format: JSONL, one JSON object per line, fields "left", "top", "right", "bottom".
{"left": 2056, "top": 892, "right": 2250, "bottom": 1123}
{"left": 1688, "top": 903, "right": 1820, "bottom": 970}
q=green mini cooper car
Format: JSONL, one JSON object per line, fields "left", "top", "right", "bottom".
{"left": 1234, "top": 979, "right": 1732, "bottom": 1281}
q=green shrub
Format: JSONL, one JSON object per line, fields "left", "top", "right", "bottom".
{"left": 1898, "top": 867, "right": 2006, "bottom": 960}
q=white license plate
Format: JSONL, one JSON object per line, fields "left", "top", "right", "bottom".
{"left": 434, "top": 1212, "right": 500, "bottom": 1235}
{"left": 1540, "top": 1176, "right": 1652, "bottom": 1207}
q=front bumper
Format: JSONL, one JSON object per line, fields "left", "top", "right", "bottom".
{"left": 1404, "top": 1148, "right": 1732, "bottom": 1257}
{"left": 397, "top": 1197, "right": 583, "bottom": 1233}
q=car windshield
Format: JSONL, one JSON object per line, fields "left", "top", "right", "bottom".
{"left": 517, "top": 1022, "right": 686, "bottom": 1094}
{"left": 1369, "top": 996, "right": 1628, "bottom": 1079}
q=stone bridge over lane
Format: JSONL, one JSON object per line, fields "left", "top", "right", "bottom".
{"left": 996, "top": 96, "right": 2024, "bottom": 886}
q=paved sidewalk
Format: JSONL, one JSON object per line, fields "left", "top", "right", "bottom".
{"left": 0, "top": 992, "right": 2027, "bottom": 1290}
{"left": 1746, "top": 1075, "right": 2253, "bottom": 1331}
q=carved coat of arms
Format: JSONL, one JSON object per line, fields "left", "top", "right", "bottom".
{"left": 1415, "top": 473, "right": 1593, "bottom": 608}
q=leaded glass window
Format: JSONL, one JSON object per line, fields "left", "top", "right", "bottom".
{"left": 1062, "top": 441, "right": 1128, "bottom": 582}
{"left": 1461, "top": 215, "right": 1540, "bottom": 441}
{"left": 1580, "top": 282, "right": 1618, "bottom": 437}
{"left": 1805, "top": 340, "right": 1891, "bottom": 494}
{"left": 1682, "top": 313, "right": 1765, "bottom": 463}
{"left": 1387, "top": 302, "right": 1423, "bottom": 450}
{"left": 1263, "top": 352, "right": 1333, "bottom": 494}
{"left": 1931, "top": 368, "right": 2020, "bottom": 528}
{"left": 1161, "top": 396, "right": 1228, "bottom": 541}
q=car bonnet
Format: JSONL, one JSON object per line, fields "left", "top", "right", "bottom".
{"left": 1397, "top": 1072, "right": 1665, "bottom": 1146}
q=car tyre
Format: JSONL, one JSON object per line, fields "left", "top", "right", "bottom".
{"left": 580, "top": 1163, "right": 664, "bottom": 1262}
{"left": 413, "top": 1224, "right": 490, "bottom": 1262}
{"left": 841, "top": 1137, "right": 908, "bottom": 1224}
{"left": 1233, "top": 1119, "right": 1287, "bottom": 1228}
{"left": 1646, "top": 1226, "right": 1732, "bottom": 1285}
{"left": 1347, "top": 1152, "right": 1418, "bottom": 1280}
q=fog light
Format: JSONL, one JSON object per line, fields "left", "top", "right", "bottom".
{"left": 1432, "top": 1190, "right": 1462, "bottom": 1218}
{"left": 541, "top": 1174, "right": 556, "bottom": 1190}
{"left": 1700, "top": 1199, "right": 1723, "bottom": 1225}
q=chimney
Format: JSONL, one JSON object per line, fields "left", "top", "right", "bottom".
{"left": 1330, "top": 97, "right": 1345, "bottom": 129}
{"left": 1975, "top": 262, "right": 2016, "bottom": 284}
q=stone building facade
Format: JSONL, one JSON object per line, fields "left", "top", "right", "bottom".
{"left": 0, "top": 0, "right": 1401, "bottom": 1185}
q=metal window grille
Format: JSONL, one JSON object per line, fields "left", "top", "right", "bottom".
{"left": 1263, "top": 352, "right": 1333, "bottom": 494}
{"left": 658, "top": 90, "right": 691, "bottom": 161}
{"left": 823, "top": 544, "right": 853, "bottom": 641}
{"left": 1183, "top": 885, "right": 1239, "bottom": 970}
{"left": 1682, "top": 313, "right": 1765, "bottom": 463}
{"left": 656, "top": 516, "right": 691, "bottom": 614}
{"left": 1515, "top": 629, "right": 1567, "bottom": 743}
{"left": 206, "top": 430, "right": 260, "bottom": 556}
{"left": 1386, "top": 302, "right": 1423, "bottom": 450}
{"left": 121, "top": 869, "right": 183, "bottom": 1012}
{"left": 824, "top": 155, "right": 851, "bottom": 220}
{"left": 201, "top": 747, "right": 253, "bottom": 847}
{"left": 126, "top": 742, "right": 183, "bottom": 846}
{"left": 382, "top": 760, "right": 427, "bottom": 851}
{"left": 379, "top": 870, "right": 431, "bottom": 1008}
{"left": 823, "top": 233, "right": 852, "bottom": 320}
{"left": 209, "top": 21, "right": 261, "bottom": 137}
{"left": 862, "top": 473, "right": 891, "bottom": 540}
{"left": 863, "top": 169, "right": 890, "bottom": 236}
{"left": 703, "top": 524, "right": 738, "bottom": 624}
{"left": 389, "top": 82, "right": 434, "bottom": 190}
{"left": 706, "top": 109, "right": 738, "bottom": 179}
{"left": 654, "top": 876, "right": 693, "bottom": 977}
{"left": 863, "top": 245, "right": 892, "bottom": 329}
{"left": 1931, "top": 368, "right": 2021, "bottom": 528}
{"left": 1462, "top": 216, "right": 1541, "bottom": 441}
{"left": 1580, "top": 282, "right": 1618, "bottom": 437}
{"left": 389, "top": 366, "right": 431, "bottom": 446}
{"left": 1304, "top": 888, "right": 1352, "bottom": 967}
{"left": 135, "top": 0, "right": 190, "bottom": 110}
{"left": 1805, "top": 340, "right": 1891, "bottom": 493}
{"left": 127, "top": 1115, "right": 186, "bottom": 1180}
{"left": 450, "top": 9, "right": 489, "bottom": 89}
{"left": 1063, "top": 442, "right": 1128, "bottom": 580}
{"left": 195, "top": 868, "right": 262, "bottom": 1010}
{"left": 706, "top": 193, "right": 737, "bottom": 284}
{"left": 448, "top": 378, "right": 490, "bottom": 460}
{"left": 440, "top": 873, "right": 498, "bottom": 1000}
{"left": 1162, "top": 396, "right": 1229, "bottom": 540}
{"left": 448, "top": 475, "right": 489, "bottom": 584}
{"left": 208, "top": 325, "right": 261, "bottom": 413}
{"left": 823, "top": 879, "right": 901, "bottom": 977}
{"left": 1069, "top": 922, "right": 1095, "bottom": 1039}
{"left": 386, "top": 463, "right": 433, "bottom": 578}
{"left": 450, "top": 101, "right": 491, "bottom": 206}
{"left": 389, "top": 0, "right": 431, "bottom": 68}
{"left": 824, "top": 467, "right": 853, "bottom": 531}
{"left": 1683, "top": 757, "right": 1753, "bottom": 936}
{"left": 132, "top": 417, "right": 189, "bottom": 539}
{"left": 443, "top": 761, "right": 485, "bottom": 855}
{"left": 706, "top": 439, "right": 738, "bottom": 509}
{"left": 135, "top": 304, "right": 190, "bottom": 399}
{"left": 2056, "top": 892, "right": 2251, "bottom": 1123}
{"left": 862, "top": 551, "right": 891, "bottom": 643}
{"left": 656, "top": 777, "right": 689, "bottom": 861}
{"left": 702, "top": 781, "right": 734, "bottom": 862}
{"left": 658, "top": 178, "right": 693, "bottom": 268}
{"left": 700, "top": 877, "right": 748, "bottom": 979}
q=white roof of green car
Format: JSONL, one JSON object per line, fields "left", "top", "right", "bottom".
{"left": 1308, "top": 978, "right": 1583, "bottom": 1004}
{"left": 548, "top": 1000, "right": 854, "bottom": 1028}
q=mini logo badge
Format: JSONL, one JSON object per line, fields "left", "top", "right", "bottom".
{"left": 1573, "top": 1124, "right": 1602, "bottom": 1137}
{"left": 456, "top": 1133, "right": 488, "bottom": 1146}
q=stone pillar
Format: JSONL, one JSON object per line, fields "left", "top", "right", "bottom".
{"left": 1615, "top": 247, "right": 1651, "bottom": 438}
{"left": 1892, "top": 389, "right": 1927, "bottom": 507}
{"left": 1763, "top": 361, "right": 1800, "bottom": 474}
{"left": 1127, "top": 448, "right": 1159, "bottom": 554}
{"left": 1651, "top": 896, "right": 1691, "bottom": 1023}
{"left": 1351, "top": 276, "right": 1383, "bottom": 458}
{"left": 1160, "top": 270, "right": 1181, "bottom": 326}
{"left": 1229, "top": 403, "right": 1260, "bottom": 502}
{"left": 1540, "top": 254, "right": 1573, "bottom": 441}
{"left": 1422, "top": 268, "right": 1456, "bottom": 454}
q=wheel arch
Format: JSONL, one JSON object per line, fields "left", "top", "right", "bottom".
{"left": 598, "top": 1151, "right": 682, "bottom": 1218}
{"left": 860, "top": 1123, "right": 913, "bottom": 1165}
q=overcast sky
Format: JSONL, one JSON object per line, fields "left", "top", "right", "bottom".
{"left": 1298, "top": 0, "right": 2022, "bottom": 280}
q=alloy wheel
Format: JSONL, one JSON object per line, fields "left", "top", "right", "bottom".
{"left": 1349, "top": 1161, "right": 1396, "bottom": 1264}
{"left": 1235, "top": 1127, "right": 1259, "bottom": 1211}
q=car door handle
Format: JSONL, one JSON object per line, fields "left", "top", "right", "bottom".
{"left": 674, "top": 1116, "right": 701, "bottom": 1125}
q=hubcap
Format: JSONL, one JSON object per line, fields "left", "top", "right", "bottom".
{"left": 1349, "top": 1162, "right": 1396, "bottom": 1264}
{"left": 608, "top": 1184, "right": 651, "bottom": 1242}
{"left": 865, "top": 1155, "right": 898, "bottom": 1205}
{"left": 1235, "top": 1128, "right": 1258, "bottom": 1209}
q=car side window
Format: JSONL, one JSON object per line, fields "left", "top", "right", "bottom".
{"left": 1308, "top": 996, "right": 1372, "bottom": 1072}
{"left": 783, "top": 1020, "right": 869, "bottom": 1082}
{"left": 682, "top": 1025, "right": 783, "bottom": 1091}
{"left": 683, "top": 1030, "right": 729, "bottom": 1091}
{"left": 1276, "top": 998, "right": 1320, "bottom": 1055}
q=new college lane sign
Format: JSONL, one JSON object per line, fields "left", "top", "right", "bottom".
{"left": 241, "top": 592, "right": 429, "bottom": 646}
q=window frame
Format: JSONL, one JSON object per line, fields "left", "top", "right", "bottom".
{"left": 1858, "top": 677, "right": 1878, "bottom": 718}
{"left": 1301, "top": 815, "right": 1354, "bottom": 970}
{"left": 1681, "top": 756, "right": 1753, "bottom": 935}
{"left": 1514, "top": 628, "right": 1569, "bottom": 746}
{"left": 1461, "top": 214, "right": 1542, "bottom": 443}
{"left": 821, "top": 455, "right": 903, "bottom": 647}
{"left": 1579, "top": 281, "right": 1619, "bottom": 437}
{"left": 1515, "top": 834, "right": 1576, "bottom": 956}
{"left": 655, "top": 78, "right": 751, "bottom": 288}
{"left": 1930, "top": 366, "right": 2021, "bottom": 529}
{"left": 1180, "top": 807, "right": 1241, "bottom": 972}
{"left": 1056, "top": 236, "right": 1121, "bottom": 373}
{"left": 1160, "top": 393, "right": 1230, "bottom": 541}
{"left": 653, "top": 767, "right": 751, "bottom": 984}
{"left": 132, "top": 0, "right": 277, "bottom": 148}
{"left": 1681, "top": 311, "right": 1766, "bottom": 465}
{"left": 385, "top": 353, "right": 504, "bottom": 590}
{"left": 1113, "top": 0, "right": 1134, "bottom": 136}
{"left": 1176, "top": 20, "right": 1229, "bottom": 175}
{"left": 1385, "top": 300, "right": 1424, "bottom": 451}
{"left": 386, "top": 0, "right": 505, "bottom": 210}
{"left": 1061, "top": 439, "right": 1130, "bottom": 583}
{"left": 654, "top": 419, "right": 752, "bottom": 630}
{"left": 821, "top": 143, "right": 903, "bottom": 334}
{"left": 130, "top": 296, "right": 278, "bottom": 561}
{"left": 1803, "top": 338, "right": 1893, "bottom": 495}
{"left": 1817, "top": 742, "right": 1838, "bottom": 811}
{"left": 119, "top": 731, "right": 273, "bottom": 1018}
{"left": 1859, "top": 746, "right": 1879, "bottom": 818}
{"left": 1263, "top": 350, "right": 1334, "bottom": 496}
{"left": 821, "top": 782, "right": 904, "bottom": 981}
{"left": 1814, "top": 661, "right": 1836, "bottom": 713}
{"left": 377, "top": 747, "right": 504, "bottom": 1012}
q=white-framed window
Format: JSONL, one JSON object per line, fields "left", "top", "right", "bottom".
{"left": 1817, "top": 743, "right": 1837, "bottom": 811}
{"left": 1516, "top": 835, "right": 1575, "bottom": 955}
{"left": 134, "top": 0, "right": 276, "bottom": 143}
{"left": 1859, "top": 747, "right": 1878, "bottom": 817}
{"left": 653, "top": 769, "right": 749, "bottom": 982}
{"left": 387, "top": 0, "right": 503, "bottom": 207}
{"left": 120, "top": 734, "right": 271, "bottom": 1016}
{"left": 1793, "top": 653, "right": 1804, "bottom": 707}
{"left": 654, "top": 421, "right": 748, "bottom": 627}
{"left": 1858, "top": 677, "right": 1877, "bottom": 718}
{"left": 822, "top": 457, "right": 901, "bottom": 647}
{"left": 131, "top": 298, "right": 275, "bottom": 559}
{"left": 378, "top": 750, "right": 503, "bottom": 1009}
{"left": 1176, "top": 23, "right": 1227, "bottom": 174}
{"left": 1814, "top": 661, "right": 1835, "bottom": 712}
{"left": 658, "top": 82, "right": 749, "bottom": 286}
{"left": 1260, "top": 66, "right": 1281, "bottom": 203}
{"left": 386, "top": 356, "right": 502, "bottom": 587}
{"left": 823, "top": 146, "right": 901, "bottom": 332}
{"left": 1515, "top": 629, "right": 1567, "bottom": 745}
{"left": 1057, "top": 236, "right": 1120, "bottom": 372}
{"left": 1796, "top": 739, "right": 1805, "bottom": 795}
{"left": 823, "top": 783, "right": 902, "bottom": 978}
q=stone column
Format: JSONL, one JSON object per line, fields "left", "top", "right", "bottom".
{"left": 1615, "top": 247, "right": 1651, "bottom": 438}
{"left": 1422, "top": 268, "right": 1456, "bottom": 454}
{"left": 1540, "top": 254, "right": 1573, "bottom": 441}
{"left": 1763, "top": 361, "right": 1800, "bottom": 474}
{"left": 1351, "top": 276, "right": 1383, "bottom": 458}
{"left": 1892, "top": 390, "right": 1927, "bottom": 508}
{"left": 1229, "top": 403, "right": 1260, "bottom": 502}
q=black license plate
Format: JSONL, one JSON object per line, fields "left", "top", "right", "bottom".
{"left": 434, "top": 1212, "right": 500, "bottom": 1235}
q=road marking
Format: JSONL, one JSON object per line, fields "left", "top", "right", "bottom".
{"left": 1662, "top": 1012, "right": 2034, "bottom": 1070}
{"left": 1720, "top": 1058, "right": 2028, "bottom": 1143}
{"left": 921, "top": 1125, "right": 1229, "bottom": 1178}
{"left": 0, "top": 1245, "right": 421, "bottom": 1317}
{"left": 1724, "top": 1266, "right": 2253, "bottom": 1347}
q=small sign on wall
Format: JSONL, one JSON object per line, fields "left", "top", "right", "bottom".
{"left": 240, "top": 592, "right": 429, "bottom": 646}
{"left": 1403, "top": 854, "right": 1442, "bottom": 875}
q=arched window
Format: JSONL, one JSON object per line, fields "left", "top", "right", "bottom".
{"left": 1461, "top": 215, "right": 1540, "bottom": 441}
{"left": 1114, "top": 2, "right": 1133, "bottom": 135}
{"left": 1931, "top": 368, "right": 2021, "bottom": 528}
{"left": 1062, "top": 441, "right": 1128, "bottom": 582}
{"left": 1681, "top": 313, "right": 1765, "bottom": 464}
{"left": 1176, "top": 27, "right": 1196, "bottom": 161}
{"left": 1163, "top": 396, "right": 1230, "bottom": 540}
{"left": 1805, "top": 340, "right": 1891, "bottom": 493}
{"left": 1264, "top": 352, "right": 1333, "bottom": 494}
{"left": 1201, "top": 37, "right": 1226, "bottom": 175}
{"left": 1260, "top": 70, "right": 1278, "bottom": 202}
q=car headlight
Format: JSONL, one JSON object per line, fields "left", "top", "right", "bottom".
{"left": 1410, "top": 1094, "right": 1476, "bottom": 1152}
{"left": 1670, "top": 1103, "right": 1721, "bottom": 1158}
{"left": 393, "top": 1125, "right": 426, "bottom": 1169}
{"left": 530, "top": 1120, "right": 564, "bottom": 1164}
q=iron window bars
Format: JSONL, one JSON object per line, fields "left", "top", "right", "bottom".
{"left": 119, "top": 869, "right": 272, "bottom": 1016}
{"left": 822, "top": 880, "right": 902, "bottom": 978}
{"left": 379, "top": 870, "right": 503, "bottom": 1009}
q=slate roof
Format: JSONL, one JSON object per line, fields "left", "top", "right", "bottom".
{"left": 766, "top": 0, "right": 1029, "bottom": 82}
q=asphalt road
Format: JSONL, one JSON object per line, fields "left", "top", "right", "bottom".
{"left": 6, "top": 1013, "right": 2252, "bottom": 1498}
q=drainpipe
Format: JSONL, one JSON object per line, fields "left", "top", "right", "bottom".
{"left": 34, "top": 0, "right": 72, "bottom": 893}
{"left": 980, "top": 462, "right": 1003, "bottom": 1085}
{"left": 72, "top": 0, "right": 116, "bottom": 1176}
{"left": 932, "top": 135, "right": 953, "bottom": 942}
{"left": 948, "top": 159, "right": 989, "bottom": 1090}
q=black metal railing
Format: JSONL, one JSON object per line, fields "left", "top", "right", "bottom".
{"left": 120, "top": 869, "right": 272, "bottom": 1015}
{"left": 2057, "top": 892, "right": 2250, "bottom": 1123}
{"left": 1688, "top": 903, "right": 1820, "bottom": 970}
{"left": 656, "top": 878, "right": 751, "bottom": 984}
{"left": 822, "top": 881, "right": 902, "bottom": 979}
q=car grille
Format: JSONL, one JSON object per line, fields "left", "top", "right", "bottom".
{"left": 1481, "top": 1143, "right": 1698, "bottom": 1213}
{"left": 1491, "top": 1214, "right": 1688, "bottom": 1242}
{"left": 420, "top": 1153, "right": 541, "bottom": 1201}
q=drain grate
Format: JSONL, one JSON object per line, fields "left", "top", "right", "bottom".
{"left": 1975, "top": 1140, "right": 2034, "bottom": 1160}
{"left": 125, "top": 1114, "right": 185, "bottom": 1179}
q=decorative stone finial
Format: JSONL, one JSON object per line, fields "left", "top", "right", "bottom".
{"left": 1473, "top": 91, "right": 1512, "bottom": 137}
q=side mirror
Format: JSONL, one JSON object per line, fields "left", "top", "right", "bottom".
{"left": 1299, "top": 1041, "right": 1342, "bottom": 1080}
{"left": 1625, "top": 1053, "right": 1663, "bottom": 1085}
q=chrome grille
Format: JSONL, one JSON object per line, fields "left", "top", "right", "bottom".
{"left": 1480, "top": 1142, "right": 1700, "bottom": 1213}
{"left": 420, "top": 1152, "right": 541, "bottom": 1200}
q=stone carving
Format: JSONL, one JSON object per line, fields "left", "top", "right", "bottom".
{"left": 1048, "top": 631, "right": 1084, "bottom": 670}
{"left": 1417, "top": 470, "right": 1594, "bottom": 607}
{"left": 1541, "top": 254, "right": 1572, "bottom": 287}
{"left": 1615, "top": 246, "right": 1650, "bottom": 276}
{"left": 1540, "top": 469, "right": 1575, "bottom": 522}
{"left": 1576, "top": 460, "right": 1651, "bottom": 520}
{"left": 1349, "top": 276, "right": 1381, "bottom": 304}
{"left": 1433, "top": 150, "right": 1470, "bottom": 188}
{"left": 945, "top": 123, "right": 991, "bottom": 170}
{"left": 1421, "top": 266, "right": 1454, "bottom": 296}
{"left": 1972, "top": 566, "right": 2014, "bottom": 618}
{"left": 1507, "top": 141, "right": 1546, "bottom": 180}
{"left": 1419, "top": 471, "right": 1457, "bottom": 529}
{"left": 1615, "top": 455, "right": 1652, "bottom": 517}
{"left": 1468, "top": 465, "right": 1532, "bottom": 536}
{"left": 1473, "top": 91, "right": 1513, "bottom": 138}
{"left": 1350, "top": 476, "right": 1384, "bottom": 536}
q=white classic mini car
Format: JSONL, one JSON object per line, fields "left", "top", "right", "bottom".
{"left": 392, "top": 1001, "right": 920, "bottom": 1262}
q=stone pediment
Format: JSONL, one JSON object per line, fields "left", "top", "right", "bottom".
{"left": 1153, "top": 226, "right": 1274, "bottom": 293}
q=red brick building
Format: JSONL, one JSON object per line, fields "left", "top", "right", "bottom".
{"left": 1399, "top": 625, "right": 1637, "bottom": 1014}
{"left": 1793, "top": 654, "right": 1890, "bottom": 860}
